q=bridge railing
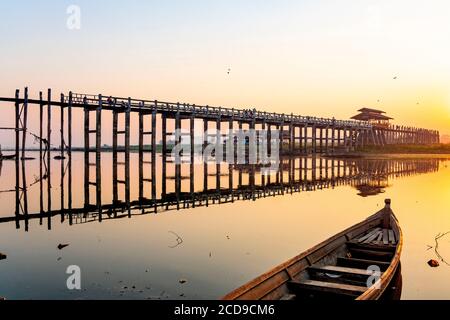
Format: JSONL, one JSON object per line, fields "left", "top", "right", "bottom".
{"left": 65, "top": 92, "right": 372, "bottom": 129}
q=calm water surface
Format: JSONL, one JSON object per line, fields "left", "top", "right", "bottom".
{"left": 1, "top": 152, "right": 450, "bottom": 300}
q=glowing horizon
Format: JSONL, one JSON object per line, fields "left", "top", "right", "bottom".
{"left": 1, "top": 0, "right": 449, "bottom": 145}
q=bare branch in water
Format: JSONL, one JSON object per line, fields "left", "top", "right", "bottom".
{"left": 168, "top": 231, "right": 183, "bottom": 249}
{"left": 434, "top": 232, "right": 450, "bottom": 266}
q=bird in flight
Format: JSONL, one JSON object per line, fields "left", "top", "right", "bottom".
{"left": 227, "top": 68, "right": 231, "bottom": 75}
{"left": 393, "top": 76, "right": 398, "bottom": 80}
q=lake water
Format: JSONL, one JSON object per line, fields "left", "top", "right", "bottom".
{"left": 1, "top": 152, "right": 450, "bottom": 300}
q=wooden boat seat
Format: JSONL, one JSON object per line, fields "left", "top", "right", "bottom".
{"left": 308, "top": 265, "right": 370, "bottom": 277}
{"left": 288, "top": 279, "right": 367, "bottom": 297}
{"left": 346, "top": 241, "right": 396, "bottom": 252}
{"left": 337, "top": 257, "right": 390, "bottom": 271}
{"left": 356, "top": 228, "right": 397, "bottom": 245}
{"left": 348, "top": 248, "right": 394, "bottom": 261}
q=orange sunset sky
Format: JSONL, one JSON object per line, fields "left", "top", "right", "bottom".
{"left": 0, "top": 0, "right": 449, "bottom": 146}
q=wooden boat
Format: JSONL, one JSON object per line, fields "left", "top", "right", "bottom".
{"left": 223, "top": 199, "right": 402, "bottom": 301}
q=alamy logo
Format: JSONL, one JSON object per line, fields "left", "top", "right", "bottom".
{"left": 366, "top": 265, "right": 381, "bottom": 289}
{"left": 66, "top": 5, "right": 81, "bottom": 30}
{"left": 170, "top": 129, "right": 280, "bottom": 172}
{"left": 66, "top": 265, "right": 81, "bottom": 290}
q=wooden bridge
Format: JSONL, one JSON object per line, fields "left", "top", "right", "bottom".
{"left": 0, "top": 88, "right": 440, "bottom": 162}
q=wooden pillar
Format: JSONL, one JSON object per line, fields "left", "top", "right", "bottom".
{"left": 47, "top": 89, "right": 52, "bottom": 226}
{"left": 289, "top": 122, "right": 294, "bottom": 155}
{"left": 96, "top": 95, "right": 103, "bottom": 218}
{"left": 39, "top": 92, "right": 44, "bottom": 159}
{"left": 139, "top": 102, "right": 144, "bottom": 201}
{"left": 175, "top": 106, "right": 181, "bottom": 210}
{"left": 162, "top": 112, "right": 167, "bottom": 198}
{"left": 319, "top": 127, "right": 323, "bottom": 153}
{"left": 125, "top": 98, "right": 131, "bottom": 214}
{"left": 216, "top": 116, "right": 221, "bottom": 195}
{"left": 15, "top": 89, "right": 20, "bottom": 160}
{"left": 203, "top": 119, "right": 208, "bottom": 192}
{"left": 83, "top": 97, "right": 89, "bottom": 207}
{"left": 22, "top": 87, "right": 28, "bottom": 160}
{"left": 60, "top": 93, "right": 65, "bottom": 159}
{"left": 312, "top": 125, "right": 317, "bottom": 153}
{"left": 68, "top": 92, "right": 72, "bottom": 157}
{"left": 303, "top": 124, "right": 308, "bottom": 154}
{"left": 229, "top": 117, "right": 234, "bottom": 202}
{"left": 190, "top": 114, "right": 195, "bottom": 205}
{"left": 331, "top": 124, "right": 336, "bottom": 153}
{"left": 151, "top": 103, "right": 157, "bottom": 210}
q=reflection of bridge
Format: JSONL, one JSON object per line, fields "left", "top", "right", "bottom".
{"left": 2, "top": 153, "right": 440, "bottom": 231}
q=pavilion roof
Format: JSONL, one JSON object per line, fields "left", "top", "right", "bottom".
{"left": 357, "top": 108, "right": 386, "bottom": 114}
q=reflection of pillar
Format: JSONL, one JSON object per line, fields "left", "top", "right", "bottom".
{"left": 68, "top": 142, "right": 73, "bottom": 226}
{"left": 14, "top": 149, "right": 20, "bottom": 230}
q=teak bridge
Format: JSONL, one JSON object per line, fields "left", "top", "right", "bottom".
{"left": 0, "top": 88, "right": 440, "bottom": 160}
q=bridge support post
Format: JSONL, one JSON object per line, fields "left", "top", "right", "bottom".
{"left": 60, "top": 93, "right": 64, "bottom": 160}
{"left": 190, "top": 113, "right": 195, "bottom": 206}
{"left": 139, "top": 102, "right": 144, "bottom": 202}
{"left": 331, "top": 125, "right": 335, "bottom": 153}
{"left": 152, "top": 103, "right": 157, "bottom": 211}
{"left": 303, "top": 124, "right": 308, "bottom": 154}
{"left": 162, "top": 113, "right": 167, "bottom": 198}
{"left": 22, "top": 88, "right": 28, "bottom": 160}
{"left": 125, "top": 98, "right": 131, "bottom": 216}
{"left": 83, "top": 96, "right": 89, "bottom": 208}
{"left": 96, "top": 95, "right": 103, "bottom": 219}
{"left": 312, "top": 125, "right": 317, "bottom": 153}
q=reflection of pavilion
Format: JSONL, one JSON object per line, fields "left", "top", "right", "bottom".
{"left": 355, "top": 184, "right": 387, "bottom": 197}
{"left": 1, "top": 153, "right": 441, "bottom": 231}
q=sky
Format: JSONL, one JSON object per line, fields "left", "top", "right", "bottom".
{"left": 0, "top": 0, "right": 450, "bottom": 147}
